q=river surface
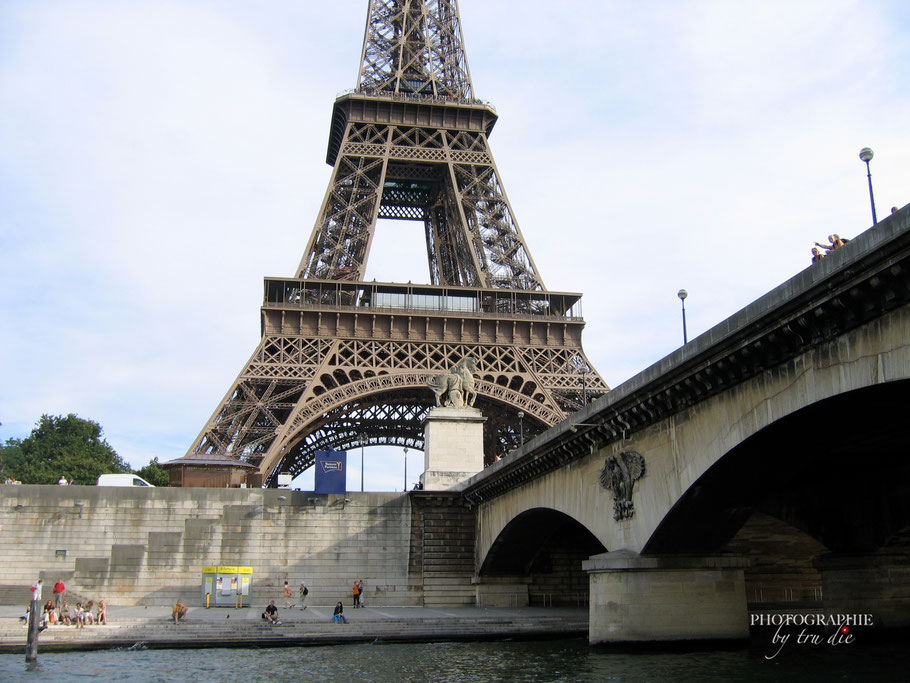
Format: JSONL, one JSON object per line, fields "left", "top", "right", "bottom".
{"left": 1, "top": 638, "right": 908, "bottom": 681}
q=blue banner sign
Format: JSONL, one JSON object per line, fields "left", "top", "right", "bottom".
{"left": 315, "top": 449, "right": 347, "bottom": 494}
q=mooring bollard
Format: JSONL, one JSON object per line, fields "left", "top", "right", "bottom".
{"left": 25, "top": 597, "right": 40, "bottom": 662}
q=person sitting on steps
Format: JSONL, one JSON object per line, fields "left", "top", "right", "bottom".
{"left": 333, "top": 601, "right": 347, "bottom": 624}
{"left": 83, "top": 600, "right": 96, "bottom": 625}
{"left": 172, "top": 599, "right": 188, "bottom": 624}
{"left": 262, "top": 600, "right": 281, "bottom": 625}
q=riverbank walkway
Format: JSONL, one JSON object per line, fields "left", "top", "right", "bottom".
{"left": 0, "top": 604, "right": 588, "bottom": 653}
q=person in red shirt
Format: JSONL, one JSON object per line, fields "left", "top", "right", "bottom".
{"left": 52, "top": 579, "right": 66, "bottom": 609}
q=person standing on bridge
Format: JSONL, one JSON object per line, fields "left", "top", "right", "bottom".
{"left": 816, "top": 234, "right": 846, "bottom": 254}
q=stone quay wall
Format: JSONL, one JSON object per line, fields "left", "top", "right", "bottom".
{"left": 0, "top": 485, "right": 474, "bottom": 608}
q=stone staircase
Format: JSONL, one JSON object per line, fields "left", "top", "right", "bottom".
{"left": 416, "top": 498, "right": 477, "bottom": 607}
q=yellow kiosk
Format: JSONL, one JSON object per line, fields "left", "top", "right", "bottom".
{"left": 202, "top": 566, "right": 252, "bottom": 607}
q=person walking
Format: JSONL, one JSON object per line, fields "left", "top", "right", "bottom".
{"left": 352, "top": 580, "right": 361, "bottom": 608}
{"left": 357, "top": 580, "right": 365, "bottom": 608}
{"left": 299, "top": 583, "right": 308, "bottom": 610}
{"left": 283, "top": 581, "right": 294, "bottom": 609}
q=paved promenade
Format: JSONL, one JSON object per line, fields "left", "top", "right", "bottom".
{"left": 0, "top": 604, "right": 588, "bottom": 653}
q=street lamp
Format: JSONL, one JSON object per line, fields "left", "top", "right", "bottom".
{"left": 517, "top": 411, "right": 525, "bottom": 446}
{"left": 403, "top": 446, "right": 408, "bottom": 492}
{"left": 859, "top": 147, "right": 878, "bottom": 225}
{"left": 577, "top": 367, "right": 590, "bottom": 406}
{"left": 677, "top": 289, "right": 688, "bottom": 345}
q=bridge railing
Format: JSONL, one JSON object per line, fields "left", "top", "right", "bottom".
{"left": 530, "top": 592, "right": 589, "bottom": 608}
{"left": 748, "top": 586, "right": 823, "bottom": 606}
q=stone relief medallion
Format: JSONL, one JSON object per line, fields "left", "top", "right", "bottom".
{"left": 599, "top": 450, "right": 646, "bottom": 521}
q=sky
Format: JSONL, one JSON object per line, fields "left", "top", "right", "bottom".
{"left": 2, "top": 1, "right": 909, "bottom": 491}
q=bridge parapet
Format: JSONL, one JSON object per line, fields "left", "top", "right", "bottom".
{"left": 460, "top": 205, "right": 910, "bottom": 506}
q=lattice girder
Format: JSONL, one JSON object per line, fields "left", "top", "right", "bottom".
{"left": 185, "top": 1, "right": 609, "bottom": 485}
{"left": 300, "top": 115, "right": 544, "bottom": 291}
{"left": 274, "top": 390, "right": 549, "bottom": 480}
{"left": 358, "top": 0, "right": 473, "bottom": 99}
{"left": 188, "top": 312, "right": 605, "bottom": 482}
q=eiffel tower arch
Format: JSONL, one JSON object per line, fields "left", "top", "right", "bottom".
{"left": 182, "top": 0, "right": 608, "bottom": 485}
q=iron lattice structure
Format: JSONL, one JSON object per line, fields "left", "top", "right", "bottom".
{"left": 184, "top": 0, "right": 608, "bottom": 484}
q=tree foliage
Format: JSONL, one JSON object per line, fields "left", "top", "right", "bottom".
{"left": 1, "top": 414, "right": 131, "bottom": 485}
{"left": 135, "top": 457, "right": 170, "bottom": 487}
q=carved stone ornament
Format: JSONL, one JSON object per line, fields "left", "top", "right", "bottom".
{"left": 599, "top": 450, "right": 646, "bottom": 521}
{"left": 426, "top": 357, "right": 478, "bottom": 407}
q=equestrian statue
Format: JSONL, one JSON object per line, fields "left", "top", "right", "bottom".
{"left": 426, "top": 357, "right": 479, "bottom": 408}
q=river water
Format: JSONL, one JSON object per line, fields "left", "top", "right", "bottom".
{"left": 2, "top": 638, "right": 908, "bottom": 682}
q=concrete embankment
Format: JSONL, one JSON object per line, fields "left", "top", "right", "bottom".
{"left": 0, "top": 605, "right": 588, "bottom": 653}
{"left": 0, "top": 486, "right": 478, "bottom": 609}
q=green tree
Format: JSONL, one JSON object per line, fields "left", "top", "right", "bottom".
{"left": 0, "top": 414, "right": 130, "bottom": 485}
{"left": 135, "top": 457, "right": 170, "bottom": 487}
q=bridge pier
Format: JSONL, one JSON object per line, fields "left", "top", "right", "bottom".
{"left": 816, "top": 553, "right": 910, "bottom": 628}
{"left": 421, "top": 407, "right": 486, "bottom": 491}
{"left": 583, "top": 551, "right": 749, "bottom": 644}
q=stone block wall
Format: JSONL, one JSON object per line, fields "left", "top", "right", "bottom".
{"left": 0, "top": 485, "right": 425, "bottom": 607}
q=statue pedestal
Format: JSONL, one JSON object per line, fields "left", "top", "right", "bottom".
{"left": 420, "top": 407, "right": 486, "bottom": 491}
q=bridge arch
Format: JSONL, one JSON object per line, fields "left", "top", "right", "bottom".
{"left": 643, "top": 379, "right": 910, "bottom": 556}
{"left": 478, "top": 507, "right": 606, "bottom": 606}
{"left": 474, "top": 307, "right": 910, "bottom": 569}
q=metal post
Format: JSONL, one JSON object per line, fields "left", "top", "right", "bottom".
{"left": 25, "top": 597, "right": 39, "bottom": 662}
{"left": 517, "top": 411, "right": 525, "bottom": 446}
{"left": 403, "top": 446, "right": 408, "bottom": 492}
{"left": 678, "top": 289, "right": 688, "bottom": 345}
{"left": 359, "top": 433, "right": 365, "bottom": 493}
{"left": 859, "top": 148, "right": 877, "bottom": 225}
{"left": 582, "top": 371, "right": 588, "bottom": 406}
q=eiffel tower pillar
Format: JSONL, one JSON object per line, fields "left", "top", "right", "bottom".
{"left": 174, "top": 0, "right": 609, "bottom": 486}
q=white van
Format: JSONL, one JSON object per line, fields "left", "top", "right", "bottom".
{"left": 96, "top": 474, "right": 155, "bottom": 487}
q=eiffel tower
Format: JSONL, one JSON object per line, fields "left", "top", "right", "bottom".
{"left": 183, "top": 0, "right": 608, "bottom": 485}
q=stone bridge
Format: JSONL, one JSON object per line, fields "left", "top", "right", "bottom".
{"left": 458, "top": 206, "right": 910, "bottom": 643}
